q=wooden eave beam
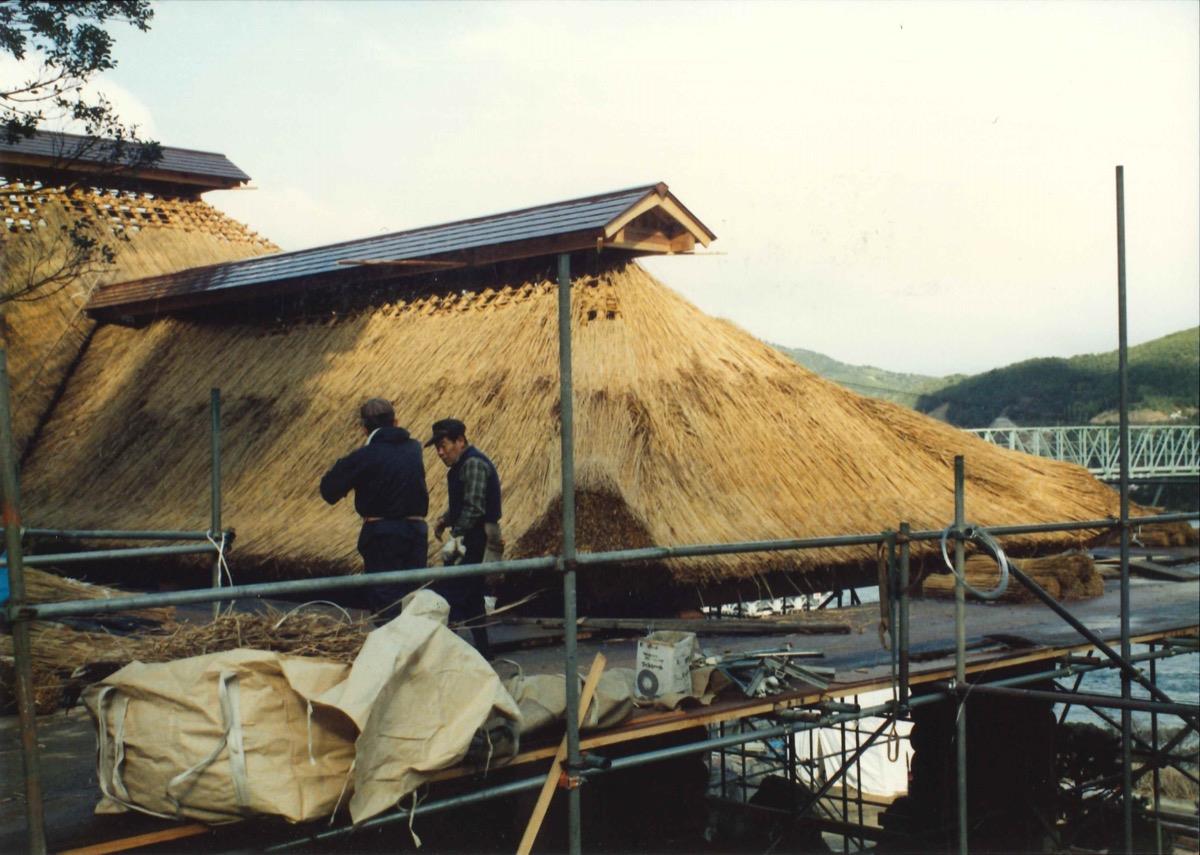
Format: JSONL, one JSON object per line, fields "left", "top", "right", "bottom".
{"left": 0, "top": 152, "right": 244, "bottom": 191}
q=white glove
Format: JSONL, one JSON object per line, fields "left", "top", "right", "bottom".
{"left": 439, "top": 535, "right": 465, "bottom": 564}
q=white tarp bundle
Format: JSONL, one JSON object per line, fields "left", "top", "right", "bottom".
{"left": 792, "top": 688, "right": 912, "bottom": 797}
{"left": 316, "top": 590, "right": 521, "bottom": 823}
{"left": 84, "top": 591, "right": 522, "bottom": 825}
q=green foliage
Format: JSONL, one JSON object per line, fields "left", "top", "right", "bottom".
{"left": 914, "top": 328, "right": 1200, "bottom": 427}
{"left": 775, "top": 329, "right": 1199, "bottom": 428}
{"left": 771, "top": 344, "right": 950, "bottom": 405}
{"left": 1, "top": 1, "right": 154, "bottom": 143}
{"left": 0, "top": 1, "right": 160, "bottom": 305}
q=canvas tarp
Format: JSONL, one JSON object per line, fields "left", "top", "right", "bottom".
{"left": 500, "top": 666, "right": 635, "bottom": 738}
{"left": 314, "top": 590, "right": 522, "bottom": 824}
{"left": 83, "top": 649, "right": 354, "bottom": 823}
{"left": 793, "top": 688, "right": 913, "bottom": 797}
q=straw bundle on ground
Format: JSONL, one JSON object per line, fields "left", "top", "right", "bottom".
{"left": 20, "top": 566, "right": 174, "bottom": 623}
{"left": 921, "top": 551, "right": 1104, "bottom": 603}
{"left": 20, "top": 260, "right": 1146, "bottom": 609}
{"left": 0, "top": 179, "right": 276, "bottom": 454}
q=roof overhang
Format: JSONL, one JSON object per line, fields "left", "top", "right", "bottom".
{"left": 86, "top": 181, "right": 716, "bottom": 324}
{"left": 0, "top": 131, "right": 251, "bottom": 195}
{"left": 0, "top": 151, "right": 247, "bottom": 193}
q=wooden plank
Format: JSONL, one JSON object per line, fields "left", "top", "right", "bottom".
{"left": 502, "top": 616, "right": 851, "bottom": 635}
{"left": 516, "top": 653, "right": 608, "bottom": 855}
{"left": 442, "top": 624, "right": 1200, "bottom": 776}
{"left": 59, "top": 823, "right": 208, "bottom": 855}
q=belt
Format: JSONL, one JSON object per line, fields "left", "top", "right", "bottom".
{"left": 362, "top": 516, "right": 426, "bottom": 524}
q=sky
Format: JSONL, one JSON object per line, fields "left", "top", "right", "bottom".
{"left": 46, "top": 0, "right": 1200, "bottom": 375}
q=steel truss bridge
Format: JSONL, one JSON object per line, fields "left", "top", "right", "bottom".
{"left": 966, "top": 424, "right": 1200, "bottom": 481}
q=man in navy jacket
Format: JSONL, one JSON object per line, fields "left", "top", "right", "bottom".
{"left": 320, "top": 398, "right": 428, "bottom": 623}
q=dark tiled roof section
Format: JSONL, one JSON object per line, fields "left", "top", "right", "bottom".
{"left": 0, "top": 130, "right": 250, "bottom": 183}
{"left": 89, "top": 184, "right": 661, "bottom": 308}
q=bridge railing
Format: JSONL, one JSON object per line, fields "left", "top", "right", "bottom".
{"left": 966, "top": 424, "right": 1200, "bottom": 480}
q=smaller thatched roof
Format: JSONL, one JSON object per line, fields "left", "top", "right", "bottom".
{"left": 1, "top": 176, "right": 277, "bottom": 455}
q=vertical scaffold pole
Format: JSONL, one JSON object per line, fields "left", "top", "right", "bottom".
{"left": 557, "top": 253, "right": 582, "bottom": 855}
{"left": 897, "top": 523, "right": 911, "bottom": 708}
{"left": 1150, "top": 643, "right": 1163, "bottom": 855}
{"left": 1115, "top": 164, "right": 1134, "bottom": 853}
{"left": 953, "top": 455, "right": 968, "bottom": 855}
{"left": 0, "top": 350, "right": 47, "bottom": 854}
{"left": 210, "top": 388, "right": 222, "bottom": 620}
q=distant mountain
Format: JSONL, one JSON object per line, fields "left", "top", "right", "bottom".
{"left": 914, "top": 327, "right": 1199, "bottom": 427}
{"left": 774, "top": 327, "right": 1200, "bottom": 428}
{"left": 772, "top": 344, "right": 956, "bottom": 405}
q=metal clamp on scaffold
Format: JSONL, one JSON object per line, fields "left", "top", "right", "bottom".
{"left": 938, "top": 524, "right": 1010, "bottom": 600}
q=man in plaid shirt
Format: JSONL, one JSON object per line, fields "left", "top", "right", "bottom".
{"left": 427, "top": 418, "right": 502, "bottom": 656}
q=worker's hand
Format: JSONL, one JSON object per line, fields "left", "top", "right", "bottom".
{"left": 439, "top": 535, "right": 465, "bottom": 564}
{"left": 434, "top": 518, "right": 448, "bottom": 540}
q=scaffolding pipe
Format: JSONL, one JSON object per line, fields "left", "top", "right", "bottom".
{"left": 1150, "top": 646, "right": 1164, "bottom": 855}
{"left": 0, "top": 351, "right": 46, "bottom": 854}
{"left": 557, "top": 252, "right": 583, "bottom": 855}
{"left": 1005, "top": 562, "right": 1198, "bottom": 730}
{"left": 573, "top": 531, "right": 887, "bottom": 564}
{"left": 953, "top": 455, "right": 968, "bottom": 855}
{"left": 898, "top": 523, "right": 911, "bottom": 708}
{"left": 1, "top": 541, "right": 221, "bottom": 568}
{"left": 21, "top": 528, "right": 218, "bottom": 541}
{"left": 12, "top": 517, "right": 1197, "bottom": 623}
{"left": 903, "top": 511, "right": 1197, "bottom": 542}
{"left": 211, "top": 387, "right": 222, "bottom": 619}
{"left": 1115, "top": 163, "right": 1134, "bottom": 854}
{"left": 12, "top": 555, "right": 559, "bottom": 621}
{"left": 942, "top": 682, "right": 1199, "bottom": 718}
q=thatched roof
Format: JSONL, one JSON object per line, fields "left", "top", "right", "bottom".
{"left": 0, "top": 177, "right": 276, "bottom": 454}
{"left": 20, "top": 259, "right": 1126, "bottom": 605}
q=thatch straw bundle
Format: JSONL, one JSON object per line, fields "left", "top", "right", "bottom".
{"left": 921, "top": 551, "right": 1104, "bottom": 603}
{"left": 0, "top": 179, "right": 276, "bottom": 454}
{"left": 0, "top": 606, "right": 372, "bottom": 713}
{"left": 20, "top": 261, "right": 1137, "bottom": 605}
{"left": 20, "top": 567, "right": 174, "bottom": 623}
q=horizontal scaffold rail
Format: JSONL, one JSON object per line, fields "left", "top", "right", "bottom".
{"left": 966, "top": 424, "right": 1200, "bottom": 480}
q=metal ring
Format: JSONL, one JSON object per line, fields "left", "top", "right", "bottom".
{"left": 939, "top": 524, "right": 1010, "bottom": 601}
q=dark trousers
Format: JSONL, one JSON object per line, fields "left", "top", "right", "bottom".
{"left": 441, "top": 526, "right": 491, "bottom": 657}
{"left": 357, "top": 519, "right": 428, "bottom": 623}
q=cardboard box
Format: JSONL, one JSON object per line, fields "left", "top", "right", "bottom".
{"left": 635, "top": 631, "right": 698, "bottom": 699}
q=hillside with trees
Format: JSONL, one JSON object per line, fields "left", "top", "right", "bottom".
{"left": 776, "top": 327, "right": 1199, "bottom": 428}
